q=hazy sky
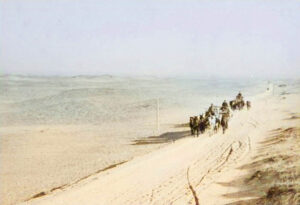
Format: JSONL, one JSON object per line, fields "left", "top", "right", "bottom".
{"left": 1, "top": 0, "right": 300, "bottom": 78}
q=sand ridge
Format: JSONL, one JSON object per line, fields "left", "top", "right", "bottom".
{"left": 19, "top": 90, "right": 300, "bottom": 205}
{"left": 1, "top": 75, "right": 268, "bottom": 205}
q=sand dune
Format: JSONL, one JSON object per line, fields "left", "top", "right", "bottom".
{"left": 1, "top": 76, "right": 299, "bottom": 205}
{"left": 18, "top": 90, "right": 300, "bottom": 204}
{"left": 1, "top": 75, "right": 269, "bottom": 205}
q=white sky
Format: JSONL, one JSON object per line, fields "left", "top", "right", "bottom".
{"left": 0, "top": 0, "right": 300, "bottom": 78}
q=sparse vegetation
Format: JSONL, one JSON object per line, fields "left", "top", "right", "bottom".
{"left": 224, "top": 128, "right": 300, "bottom": 205}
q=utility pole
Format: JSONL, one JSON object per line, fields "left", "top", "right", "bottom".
{"left": 156, "top": 98, "right": 160, "bottom": 136}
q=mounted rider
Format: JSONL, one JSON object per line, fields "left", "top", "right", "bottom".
{"left": 220, "top": 100, "right": 230, "bottom": 133}
{"left": 207, "top": 103, "right": 215, "bottom": 116}
{"left": 221, "top": 100, "right": 228, "bottom": 109}
{"left": 236, "top": 92, "right": 243, "bottom": 103}
{"left": 220, "top": 100, "right": 230, "bottom": 121}
{"left": 235, "top": 92, "right": 245, "bottom": 109}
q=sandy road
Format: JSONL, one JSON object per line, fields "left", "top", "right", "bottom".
{"left": 21, "top": 93, "right": 287, "bottom": 205}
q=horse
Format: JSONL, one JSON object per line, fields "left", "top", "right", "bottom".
{"left": 192, "top": 116, "right": 200, "bottom": 137}
{"left": 221, "top": 115, "right": 229, "bottom": 134}
{"left": 198, "top": 115, "right": 205, "bottom": 134}
{"left": 232, "top": 99, "right": 245, "bottom": 110}
{"left": 238, "top": 100, "right": 245, "bottom": 110}
{"left": 230, "top": 100, "right": 237, "bottom": 111}
{"left": 198, "top": 115, "right": 211, "bottom": 135}
{"left": 214, "top": 117, "right": 221, "bottom": 133}
{"left": 189, "top": 117, "right": 194, "bottom": 135}
{"left": 246, "top": 101, "right": 251, "bottom": 110}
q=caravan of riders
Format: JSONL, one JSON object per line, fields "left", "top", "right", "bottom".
{"left": 189, "top": 92, "right": 251, "bottom": 136}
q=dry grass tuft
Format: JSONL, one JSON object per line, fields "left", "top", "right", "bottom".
{"left": 223, "top": 127, "right": 300, "bottom": 205}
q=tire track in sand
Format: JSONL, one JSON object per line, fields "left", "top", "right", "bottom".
{"left": 187, "top": 167, "right": 199, "bottom": 205}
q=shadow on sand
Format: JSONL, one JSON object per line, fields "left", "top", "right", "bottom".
{"left": 217, "top": 126, "right": 300, "bottom": 205}
{"left": 131, "top": 130, "right": 190, "bottom": 145}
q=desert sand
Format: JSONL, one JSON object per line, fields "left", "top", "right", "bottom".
{"left": 16, "top": 87, "right": 299, "bottom": 204}
{"left": 1, "top": 76, "right": 299, "bottom": 205}
{"left": 0, "top": 75, "right": 265, "bottom": 205}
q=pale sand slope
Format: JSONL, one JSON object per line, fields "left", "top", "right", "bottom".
{"left": 21, "top": 92, "right": 299, "bottom": 205}
{"left": 1, "top": 75, "right": 266, "bottom": 205}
